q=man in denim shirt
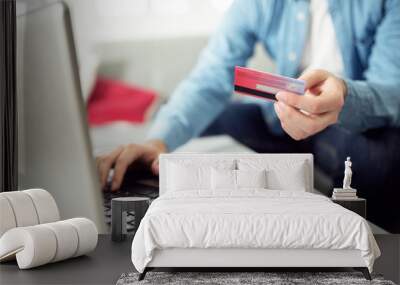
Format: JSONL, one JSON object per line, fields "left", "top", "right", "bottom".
{"left": 98, "top": 1, "right": 400, "bottom": 231}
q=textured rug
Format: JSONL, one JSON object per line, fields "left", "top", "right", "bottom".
{"left": 116, "top": 271, "right": 395, "bottom": 285}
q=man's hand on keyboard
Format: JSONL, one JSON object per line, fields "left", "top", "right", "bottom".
{"left": 96, "top": 140, "right": 167, "bottom": 192}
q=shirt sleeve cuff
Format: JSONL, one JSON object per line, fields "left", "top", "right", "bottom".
{"left": 146, "top": 117, "right": 190, "bottom": 152}
{"left": 338, "top": 79, "right": 371, "bottom": 132}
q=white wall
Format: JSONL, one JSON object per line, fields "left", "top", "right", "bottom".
{"left": 67, "top": 0, "right": 233, "bottom": 42}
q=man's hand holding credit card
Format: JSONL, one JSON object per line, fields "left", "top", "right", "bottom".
{"left": 234, "top": 66, "right": 305, "bottom": 101}
{"left": 234, "top": 67, "right": 347, "bottom": 141}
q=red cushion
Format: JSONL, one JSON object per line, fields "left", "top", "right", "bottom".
{"left": 87, "top": 77, "right": 158, "bottom": 126}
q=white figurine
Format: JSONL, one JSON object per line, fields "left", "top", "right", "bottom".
{"left": 342, "top": 157, "right": 353, "bottom": 189}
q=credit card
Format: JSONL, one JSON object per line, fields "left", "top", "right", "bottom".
{"left": 234, "top": 66, "right": 305, "bottom": 101}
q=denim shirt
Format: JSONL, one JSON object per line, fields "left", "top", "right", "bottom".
{"left": 148, "top": 0, "right": 400, "bottom": 151}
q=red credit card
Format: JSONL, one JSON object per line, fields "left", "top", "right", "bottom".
{"left": 234, "top": 66, "right": 305, "bottom": 101}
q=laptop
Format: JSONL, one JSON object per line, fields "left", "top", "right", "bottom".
{"left": 16, "top": 2, "right": 107, "bottom": 231}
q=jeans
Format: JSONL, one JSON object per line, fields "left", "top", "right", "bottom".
{"left": 201, "top": 102, "right": 400, "bottom": 233}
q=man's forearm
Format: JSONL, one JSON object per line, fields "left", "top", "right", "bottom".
{"left": 145, "top": 1, "right": 260, "bottom": 151}
{"left": 339, "top": 79, "right": 400, "bottom": 132}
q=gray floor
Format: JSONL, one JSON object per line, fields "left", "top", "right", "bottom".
{"left": 0, "top": 235, "right": 134, "bottom": 285}
{"left": 0, "top": 235, "right": 399, "bottom": 285}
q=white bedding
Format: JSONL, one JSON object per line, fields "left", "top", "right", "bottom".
{"left": 131, "top": 190, "right": 380, "bottom": 273}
